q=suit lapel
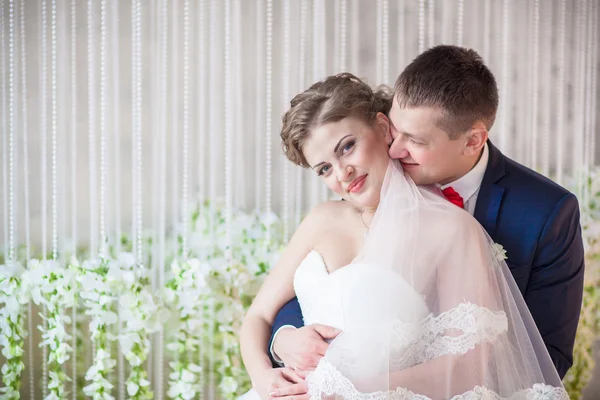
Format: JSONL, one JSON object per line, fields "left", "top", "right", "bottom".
{"left": 474, "top": 141, "right": 506, "bottom": 236}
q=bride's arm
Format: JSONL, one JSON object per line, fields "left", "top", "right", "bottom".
{"left": 240, "top": 203, "right": 325, "bottom": 385}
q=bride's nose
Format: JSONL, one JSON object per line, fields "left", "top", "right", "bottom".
{"left": 336, "top": 164, "right": 354, "bottom": 182}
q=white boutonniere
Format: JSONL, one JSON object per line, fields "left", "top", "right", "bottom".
{"left": 492, "top": 243, "right": 508, "bottom": 262}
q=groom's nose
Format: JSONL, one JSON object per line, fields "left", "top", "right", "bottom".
{"left": 388, "top": 137, "right": 409, "bottom": 160}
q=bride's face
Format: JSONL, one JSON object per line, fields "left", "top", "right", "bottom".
{"left": 302, "top": 114, "right": 391, "bottom": 210}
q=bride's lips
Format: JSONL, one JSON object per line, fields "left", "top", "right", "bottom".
{"left": 347, "top": 174, "right": 367, "bottom": 193}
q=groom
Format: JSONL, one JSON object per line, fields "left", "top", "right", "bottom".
{"left": 266, "top": 45, "right": 585, "bottom": 397}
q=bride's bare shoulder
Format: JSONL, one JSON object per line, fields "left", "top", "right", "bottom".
{"left": 303, "top": 200, "right": 356, "bottom": 225}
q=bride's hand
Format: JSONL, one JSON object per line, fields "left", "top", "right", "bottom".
{"left": 273, "top": 324, "right": 342, "bottom": 369}
{"left": 255, "top": 367, "right": 308, "bottom": 400}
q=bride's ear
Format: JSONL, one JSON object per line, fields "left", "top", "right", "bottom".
{"left": 375, "top": 112, "right": 392, "bottom": 145}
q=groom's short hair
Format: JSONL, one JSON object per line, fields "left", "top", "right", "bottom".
{"left": 394, "top": 45, "right": 498, "bottom": 139}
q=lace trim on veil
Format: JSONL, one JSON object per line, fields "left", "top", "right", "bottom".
{"left": 416, "top": 302, "right": 509, "bottom": 360}
{"left": 307, "top": 361, "right": 569, "bottom": 400}
{"left": 389, "top": 302, "right": 509, "bottom": 370}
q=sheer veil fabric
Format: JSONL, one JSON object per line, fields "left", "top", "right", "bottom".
{"left": 305, "top": 160, "right": 568, "bottom": 399}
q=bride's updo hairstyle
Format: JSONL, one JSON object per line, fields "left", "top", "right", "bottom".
{"left": 280, "top": 73, "right": 392, "bottom": 168}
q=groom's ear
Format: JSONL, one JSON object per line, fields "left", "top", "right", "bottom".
{"left": 463, "top": 122, "right": 488, "bottom": 156}
{"left": 375, "top": 112, "right": 392, "bottom": 145}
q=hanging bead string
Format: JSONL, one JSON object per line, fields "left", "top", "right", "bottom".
{"left": 41, "top": 0, "right": 49, "bottom": 394}
{"left": 157, "top": 0, "right": 168, "bottom": 395}
{"left": 70, "top": 0, "right": 77, "bottom": 250}
{"left": 233, "top": 0, "right": 246, "bottom": 209}
{"left": 580, "top": 0, "right": 589, "bottom": 204}
{"left": 428, "top": 0, "right": 435, "bottom": 49}
{"left": 339, "top": 0, "right": 347, "bottom": 72}
{"left": 182, "top": 0, "right": 190, "bottom": 258}
{"left": 18, "top": 0, "right": 29, "bottom": 261}
{"left": 207, "top": 2, "right": 217, "bottom": 396}
{"left": 265, "top": 0, "right": 273, "bottom": 240}
{"left": 396, "top": 0, "right": 405, "bottom": 69}
{"left": 588, "top": 0, "right": 598, "bottom": 169}
{"left": 0, "top": 1, "right": 5, "bottom": 258}
{"left": 111, "top": 0, "right": 121, "bottom": 254}
{"left": 8, "top": 0, "right": 15, "bottom": 265}
{"left": 198, "top": 0, "right": 207, "bottom": 203}
{"left": 170, "top": 1, "right": 180, "bottom": 244}
{"left": 196, "top": 0, "right": 207, "bottom": 394}
{"left": 499, "top": 0, "right": 510, "bottom": 155}
{"left": 556, "top": 0, "right": 566, "bottom": 184}
{"left": 88, "top": 0, "right": 98, "bottom": 258}
{"left": 584, "top": 0, "right": 596, "bottom": 201}
{"left": 134, "top": 0, "right": 142, "bottom": 265}
{"left": 482, "top": 0, "right": 491, "bottom": 61}
{"left": 51, "top": 0, "right": 58, "bottom": 260}
{"left": 282, "top": 0, "right": 291, "bottom": 242}
{"left": 311, "top": 0, "right": 325, "bottom": 205}
{"left": 111, "top": 0, "right": 125, "bottom": 393}
{"left": 540, "top": 2, "right": 552, "bottom": 177}
{"left": 350, "top": 0, "right": 359, "bottom": 73}
{"left": 574, "top": 0, "right": 586, "bottom": 197}
{"left": 69, "top": 0, "right": 77, "bottom": 396}
{"left": 418, "top": 0, "right": 425, "bottom": 54}
{"left": 530, "top": 0, "right": 539, "bottom": 170}
{"left": 41, "top": 0, "right": 48, "bottom": 260}
{"left": 224, "top": 0, "right": 233, "bottom": 260}
{"left": 2, "top": 0, "right": 7, "bottom": 265}
{"left": 456, "top": 0, "right": 464, "bottom": 47}
{"left": 99, "top": 0, "right": 107, "bottom": 254}
{"left": 381, "top": 0, "right": 389, "bottom": 84}
{"left": 19, "top": 0, "right": 35, "bottom": 396}
{"left": 295, "top": 0, "right": 308, "bottom": 226}
{"left": 254, "top": 0, "right": 264, "bottom": 211}
{"left": 376, "top": 0, "right": 382, "bottom": 82}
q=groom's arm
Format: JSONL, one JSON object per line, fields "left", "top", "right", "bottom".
{"left": 525, "top": 193, "right": 585, "bottom": 379}
{"left": 268, "top": 297, "right": 305, "bottom": 366}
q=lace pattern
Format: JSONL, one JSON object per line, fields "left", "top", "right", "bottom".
{"left": 389, "top": 302, "right": 508, "bottom": 370}
{"left": 307, "top": 361, "right": 569, "bottom": 400}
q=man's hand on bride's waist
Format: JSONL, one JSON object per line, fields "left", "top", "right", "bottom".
{"left": 272, "top": 324, "right": 342, "bottom": 370}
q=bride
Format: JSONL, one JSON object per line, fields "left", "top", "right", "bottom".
{"left": 239, "top": 73, "right": 567, "bottom": 399}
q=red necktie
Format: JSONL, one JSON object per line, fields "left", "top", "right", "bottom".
{"left": 442, "top": 187, "right": 464, "bottom": 209}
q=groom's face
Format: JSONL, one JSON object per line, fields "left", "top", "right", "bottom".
{"left": 387, "top": 98, "right": 470, "bottom": 185}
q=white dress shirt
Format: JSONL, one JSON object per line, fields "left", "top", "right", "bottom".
{"left": 270, "top": 144, "right": 490, "bottom": 364}
{"left": 439, "top": 142, "right": 489, "bottom": 215}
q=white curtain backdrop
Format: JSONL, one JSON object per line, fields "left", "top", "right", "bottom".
{"left": 1, "top": 0, "right": 598, "bottom": 254}
{"left": 0, "top": 0, "right": 599, "bottom": 397}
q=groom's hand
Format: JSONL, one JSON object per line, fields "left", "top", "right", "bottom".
{"left": 272, "top": 324, "right": 342, "bottom": 369}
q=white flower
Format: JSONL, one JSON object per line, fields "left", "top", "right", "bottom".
{"left": 492, "top": 243, "right": 508, "bottom": 262}
{"left": 220, "top": 376, "right": 239, "bottom": 395}
{"left": 127, "top": 381, "right": 139, "bottom": 396}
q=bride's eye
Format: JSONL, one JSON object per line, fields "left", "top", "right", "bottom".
{"left": 318, "top": 165, "right": 331, "bottom": 176}
{"left": 341, "top": 141, "right": 355, "bottom": 154}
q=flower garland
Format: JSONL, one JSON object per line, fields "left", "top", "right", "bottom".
{"left": 77, "top": 255, "right": 119, "bottom": 399}
{"left": 164, "top": 258, "right": 206, "bottom": 399}
{"left": 22, "top": 258, "right": 77, "bottom": 400}
{"left": 0, "top": 262, "right": 28, "bottom": 400}
{"left": 112, "top": 253, "right": 166, "bottom": 400}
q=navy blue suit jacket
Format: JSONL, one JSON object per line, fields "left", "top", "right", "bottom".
{"left": 269, "top": 141, "right": 585, "bottom": 379}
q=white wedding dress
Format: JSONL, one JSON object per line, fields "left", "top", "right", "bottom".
{"left": 240, "top": 161, "right": 568, "bottom": 399}
{"left": 240, "top": 250, "right": 567, "bottom": 400}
